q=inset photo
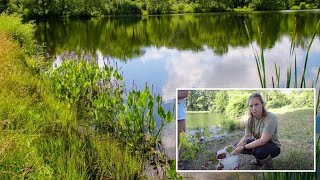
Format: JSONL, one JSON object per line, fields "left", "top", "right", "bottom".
{"left": 176, "top": 89, "right": 315, "bottom": 172}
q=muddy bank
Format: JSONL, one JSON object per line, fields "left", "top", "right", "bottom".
{"left": 178, "top": 128, "right": 258, "bottom": 170}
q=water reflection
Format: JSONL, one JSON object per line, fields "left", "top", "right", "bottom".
{"left": 52, "top": 36, "right": 320, "bottom": 102}
{"left": 36, "top": 11, "right": 320, "bottom": 60}
{"left": 39, "top": 12, "right": 320, "bottom": 138}
{"left": 115, "top": 37, "right": 320, "bottom": 102}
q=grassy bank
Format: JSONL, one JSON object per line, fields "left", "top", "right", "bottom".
{"left": 0, "top": 14, "right": 178, "bottom": 179}
{"left": 0, "top": 15, "right": 143, "bottom": 179}
{"left": 274, "top": 108, "right": 314, "bottom": 170}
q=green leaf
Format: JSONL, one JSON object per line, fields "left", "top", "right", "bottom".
{"left": 166, "top": 111, "right": 173, "bottom": 122}
{"left": 226, "top": 146, "right": 234, "bottom": 153}
{"left": 211, "top": 156, "right": 219, "bottom": 165}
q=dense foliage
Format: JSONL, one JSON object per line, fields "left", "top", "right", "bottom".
{"left": 187, "top": 90, "right": 314, "bottom": 117}
{"left": 0, "top": 0, "right": 320, "bottom": 18}
{"left": 34, "top": 12, "right": 320, "bottom": 60}
{"left": 0, "top": 14, "right": 177, "bottom": 179}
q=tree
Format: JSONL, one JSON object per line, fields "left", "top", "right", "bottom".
{"left": 211, "top": 91, "right": 228, "bottom": 113}
{"left": 266, "top": 91, "right": 290, "bottom": 109}
{"left": 226, "top": 93, "right": 249, "bottom": 119}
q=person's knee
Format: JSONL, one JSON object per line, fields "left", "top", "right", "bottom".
{"left": 270, "top": 147, "right": 281, "bottom": 158}
{"left": 253, "top": 147, "right": 269, "bottom": 159}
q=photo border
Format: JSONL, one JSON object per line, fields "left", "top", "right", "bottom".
{"left": 175, "top": 88, "right": 316, "bottom": 173}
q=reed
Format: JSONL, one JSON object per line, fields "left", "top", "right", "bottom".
{"left": 246, "top": 18, "right": 320, "bottom": 179}
{"left": 300, "top": 20, "right": 320, "bottom": 88}
{"left": 244, "top": 21, "right": 266, "bottom": 88}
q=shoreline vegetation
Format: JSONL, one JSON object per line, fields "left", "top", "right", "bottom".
{"left": 0, "top": 0, "right": 320, "bottom": 19}
{"left": 0, "top": 14, "right": 182, "bottom": 179}
{"left": 1, "top": 8, "right": 320, "bottom": 179}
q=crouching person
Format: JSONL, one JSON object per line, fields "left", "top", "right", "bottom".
{"left": 232, "top": 93, "right": 281, "bottom": 170}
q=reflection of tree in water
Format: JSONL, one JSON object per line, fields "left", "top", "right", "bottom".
{"left": 35, "top": 11, "right": 320, "bottom": 60}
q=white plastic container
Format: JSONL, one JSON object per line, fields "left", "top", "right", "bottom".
{"left": 215, "top": 145, "right": 239, "bottom": 170}
{"left": 220, "top": 155, "right": 239, "bottom": 170}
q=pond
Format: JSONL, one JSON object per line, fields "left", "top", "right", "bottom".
{"left": 187, "top": 112, "right": 226, "bottom": 129}
{"left": 186, "top": 112, "right": 230, "bottom": 139}
{"left": 35, "top": 10, "right": 320, "bottom": 133}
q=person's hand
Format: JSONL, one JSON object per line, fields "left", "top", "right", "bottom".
{"left": 232, "top": 146, "right": 244, "bottom": 155}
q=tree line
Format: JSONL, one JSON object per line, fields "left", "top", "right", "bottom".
{"left": 35, "top": 12, "right": 320, "bottom": 60}
{"left": 187, "top": 90, "right": 314, "bottom": 119}
{"left": 0, "top": 0, "right": 320, "bottom": 18}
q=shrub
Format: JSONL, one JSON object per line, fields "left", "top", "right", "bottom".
{"left": 0, "top": 13, "right": 37, "bottom": 54}
{"left": 289, "top": 91, "right": 314, "bottom": 108}
{"left": 226, "top": 94, "right": 248, "bottom": 119}
{"left": 299, "top": 2, "right": 306, "bottom": 9}
{"left": 234, "top": 6, "right": 254, "bottom": 12}
{"left": 219, "top": 119, "right": 239, "bottom": 131}
{"left": 291, "top": 5, "right": 301, "bottom": 10}
{"left": 250, "top": 0, "right": 287, "bottom": 10}
{"left": 184, "top": 3, "right": 196, "bottom": 13}
{"left": 147, "top": 0, "right": 172, "bottom": 14}
{"left": 267, "top": 97, "right": 290, "bottom": 109}
{"left": 171, "top": 3, "right": 186, "bottom": 13}
{"left": 211, "top": 91, "right": 228, "bottom": 113}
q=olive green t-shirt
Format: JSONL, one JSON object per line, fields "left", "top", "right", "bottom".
{"left": 245, "top": 112, "right": 281, "bottom": 147}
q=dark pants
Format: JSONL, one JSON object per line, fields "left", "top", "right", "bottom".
{"left": 235, "top": 138, "right": 281, "bottom": 160}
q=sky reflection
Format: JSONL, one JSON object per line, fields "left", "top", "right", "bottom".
{"left": 52, "top": 36, "right": 320, "bottom": 134}
{"left": 112, "top": 37, "right": 320, "bottom": 102}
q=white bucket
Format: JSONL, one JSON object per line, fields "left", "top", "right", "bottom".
{"left": 220, "top": 155, "right": 239, "bottom": 170}
{"left": 215, "top": 145, "right": 240, "bottom": 170}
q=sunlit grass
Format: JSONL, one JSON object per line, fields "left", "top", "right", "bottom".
{"left": 0, "top": 15, "right": 146, "bottom": 179}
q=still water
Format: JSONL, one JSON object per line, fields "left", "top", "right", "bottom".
{"left": 187, "top": 112, "right": 228, "bottom": 129}
{"left": 35, "top": 10, "right": 320, "bottom": 132}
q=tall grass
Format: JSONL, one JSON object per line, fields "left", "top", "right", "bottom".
{"left": 244, "top": 21, "right": 266, "bottom": 88}
{"left": 300, "top": 20, "right": 320, "bottom": 88}
{"left": 245, "top": 19, "right": 320, "bottom": 113}
{"left": 245, "top": 19, "right": 320, "bottom": 179}
{"left": 0, "top": 14, "right": 149, "bottom": 179}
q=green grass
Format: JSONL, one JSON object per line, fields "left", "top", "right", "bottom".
{"left": 0, "top": 13, "right": 178, "bottom": 179}
{"left": 273, "top": 108, "right": 314, "bottom": 170}
{"left": 0, "top": 14, "right": 145, "bottom": 179}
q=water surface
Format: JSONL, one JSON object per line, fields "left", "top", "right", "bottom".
{"left": 35, "top": 10, "right": 320, "bottom": 133}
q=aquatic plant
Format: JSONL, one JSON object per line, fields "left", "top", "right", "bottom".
{"left": 244, "top": 21, "right": 266, "bottom": 88}
{"left": 246, "top": 19, "right": 320, "bottom": 179}
{"left": 48, "top": 52, "right": 174, "bottom": 176}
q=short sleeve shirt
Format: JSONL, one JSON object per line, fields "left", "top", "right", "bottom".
{"left": 245, "top": 112, "right": 281, "bottom": 147}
